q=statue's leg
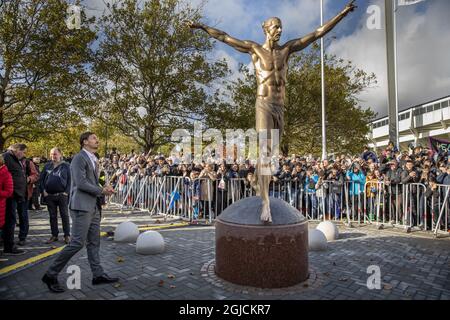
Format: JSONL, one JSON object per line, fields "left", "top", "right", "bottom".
{"left": 255, "top": 106, "right": 274, "bottom": 223}
{"left": 257, "top": 144, "right": 272, "bottom": 223}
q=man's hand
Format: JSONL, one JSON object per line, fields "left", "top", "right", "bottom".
{"left": 43, "top": 191, "right": 48, "bottom": 197}
{"left": 102, "top": 185, "right": 115, "bottom": 196}
{"left": 345, "top": 0, "right": 357, "bottom": 13}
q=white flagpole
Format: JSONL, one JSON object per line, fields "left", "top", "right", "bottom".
{"left": 320, "top": 0, "right": 327, "bottom": 160}
{"left": 393, "top": 0, "right": 400, "bottom": 149}
{"left": 385, "top": 0, "right": 400, "bottom": 149}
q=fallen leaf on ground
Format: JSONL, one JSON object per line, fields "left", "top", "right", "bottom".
{"left": 113, "top": 283, "right": 121, "bottom": 288}
{"left": 170, "top": 285, "right": 176, "bottom": 289}
{"left": 51, "top": 246, "right": 57, "bottom": 249}
{"left": 323, "top": 272, "right": 330, "bottom": 277}
{"left": 339, "top": 277, "right": 348, "bottom": 281}
{"left": 117, "top": 256, "right": 125, "bottom": 263}
{"left": 303, "top": 283, "right": 309, "bottom": 288}
{"left": 383, "top": 284, "right": 393, "bottom": 290}
{"left": 167, "top": 274, "right": 175, "bottom": 279}
{"left": 157, "top": 280, "right": 164, "bottom": 287}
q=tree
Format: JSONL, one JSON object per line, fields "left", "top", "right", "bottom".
{"left": 207, "top": 44, "right": 377, "bottom": 156}
{"left": 94, "top": 0, "right": 229, "bottom": 154}
{"left": 0, "top": 0, "right": 97, "bottom": 151}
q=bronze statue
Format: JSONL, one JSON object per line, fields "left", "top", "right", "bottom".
{"left": 188, "top": 0, "right": 356, "bottom": 223}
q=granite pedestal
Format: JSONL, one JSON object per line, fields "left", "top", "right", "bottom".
{"left": 215, "top": 196, "right": 309, "bottom": 288}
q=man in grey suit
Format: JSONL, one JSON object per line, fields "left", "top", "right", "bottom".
{"left": 42, "top": 132, "right": 118, "bottom": 293}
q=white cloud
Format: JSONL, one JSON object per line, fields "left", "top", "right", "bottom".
{"left": 268, "top": 0, "right": 328, "bottom": 39}
{"left": 328, "top": 0, "right": 450, "bottom": 117}
{"left": 82, "top": 0, "right": 115, "bottom": 18}
{"left": 82, "top": 0, "right": 450, "bottom": 119}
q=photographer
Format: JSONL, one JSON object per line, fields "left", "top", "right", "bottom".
{"left": 324, "top": 166, "right": 344, "bottom": 220}
{"left": 198, "top": 164, "right": 217, "bottom": 220}
{"left": 304, "top": 167, "right": 319, "bottom": 219}
{"left": 346, "top": 163, "right": 366, "bottom": 221}
{"left": 277, "top": 163, "right": 293, "bottom": 203}
{"left": 384, "top": 160, "right": 403, "bottom": 224}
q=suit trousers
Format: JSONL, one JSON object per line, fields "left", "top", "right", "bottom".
{"left": 46, "top": 206, "right": 104, "bottom": 278}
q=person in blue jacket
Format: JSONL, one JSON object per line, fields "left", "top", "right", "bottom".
{"left": 346, "top": 163, "right": 366, "bottom": 220}
{"left": 39, "top": 147, "right": 71, "bottom": 244}
{"left": 304, "top": 167, "right": 319, "bottom": 219}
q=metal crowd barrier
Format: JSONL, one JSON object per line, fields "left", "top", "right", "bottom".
{"left": 432, "top": 184, "right": 450, "bottom": 235}
{"left": 106, "top": 173, "right": 449, "bottom": 234}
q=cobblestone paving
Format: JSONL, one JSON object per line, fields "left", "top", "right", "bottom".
{"left": 0, "top": 210, "right": 449, "bottom": 300}
{"left": 0, "top": 205, "right": 182, "bottom": 269}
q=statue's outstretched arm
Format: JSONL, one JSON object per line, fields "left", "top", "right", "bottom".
{"left": 187, "top": 21, "right": 257, "bottom": 54}
{"left": 285, "top": 0, "right": 356, "bottom": 54}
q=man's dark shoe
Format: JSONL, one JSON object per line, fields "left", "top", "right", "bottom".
{"left": 3, "top": 247, "right": 26, "bottom": 256}
{"left": 64, "top": 236, "right": 70, "bottom": 244}
{"left": 42, "top": 274, "right": 65, "bottom": 293}
{"left": 92, "top": 274, "right": 119, "bottom": 285}
{"left": 46, "top": 236, "right": 58, "bottom": 244}
{"left": 17, "top": 240, "right": 26, "bottom": 246}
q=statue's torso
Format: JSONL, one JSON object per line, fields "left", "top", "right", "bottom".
{"left": 252, "top": 46, "right": 289, "bottom": 105}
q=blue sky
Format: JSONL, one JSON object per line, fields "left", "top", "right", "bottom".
{"left": 83, "top": 0, "right": 450, "bottom": 118}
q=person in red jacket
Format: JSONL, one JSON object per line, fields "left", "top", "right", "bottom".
{"left": 12, "top": 157, "right": 39, "bottom": 246}
{"left": 0, "top": 154, "right": 14, "bottom": 230}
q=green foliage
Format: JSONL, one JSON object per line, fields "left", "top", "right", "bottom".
{"left": 0, "top": 0, "right": 97, "bottom": 150}
{"left": 93, "top": 0, "right": 229, "bottom": 153}
{"left": 0, "top": 0, "right": 377, "bottom": 159}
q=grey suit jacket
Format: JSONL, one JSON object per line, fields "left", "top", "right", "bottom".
{"left": 69, "top": 150, "right": 103, "bottom": 212}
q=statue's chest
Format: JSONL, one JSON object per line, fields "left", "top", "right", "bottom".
{"left": 253, "top": 50, "right": 288, "bottom": 72}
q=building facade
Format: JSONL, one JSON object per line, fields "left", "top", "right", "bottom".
{"left": 368, "top": 95, "right": 450, "bottom": 151}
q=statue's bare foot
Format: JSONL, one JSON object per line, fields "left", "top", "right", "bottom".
{"left": 260, "top": 202, "right": 272, "bottom": 224}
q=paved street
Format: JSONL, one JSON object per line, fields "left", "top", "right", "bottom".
{"left": 0, "top": 206, "right": 449, "bottom": 300}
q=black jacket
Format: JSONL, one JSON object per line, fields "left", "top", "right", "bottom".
{"left": 3, "top": 151, "right": 27, "bottom": 201}
{"left": 39, "top": 161, "right": 71, "bottom": 194}
{"left": 385, "top": 167, "right": 403, "bottom": 194}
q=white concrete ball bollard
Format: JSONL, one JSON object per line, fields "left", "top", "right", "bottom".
{"left": 114, "top": 221, "right": 140, "bottom": 243}
{"left": 136, "top": 231, "right": 165, "bottom": 255}
{"left": 308, "top": 229, "right": 328, "bottom": 251}
{"left": 316, "top": 221, "right": 339, "bottom": 241}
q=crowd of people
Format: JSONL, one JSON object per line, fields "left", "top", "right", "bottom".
{"left": 101, "top": 142, "right": 450, "bottom": 231}
{"left": 1, "top": 140, "right": 449, "bottom": 256}
{"left": 0, "top": 144, "right": 72, "bottom": 255}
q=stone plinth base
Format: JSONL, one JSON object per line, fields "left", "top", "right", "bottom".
{"left": 215, "top": 196, "right": 309, "bottom": 288}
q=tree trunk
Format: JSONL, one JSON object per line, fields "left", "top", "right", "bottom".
{"left": 144, "top": 126, "right": 155, "bottom": 154}
{"left": 0, "top": 133, "right": 5, "bottom": 152}
{"left": 281, "top": 141, "right": 289, "bottom": 157}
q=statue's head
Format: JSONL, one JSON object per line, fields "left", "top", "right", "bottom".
{"left": 262, "top": 17, "right": 282, "bottom": 42}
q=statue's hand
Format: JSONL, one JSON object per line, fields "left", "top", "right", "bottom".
{"left": 345, "top": 0, "right": 357, "bottom": 13}
{"left": 186, "top": 20, "right": 203, "bottom": 29}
